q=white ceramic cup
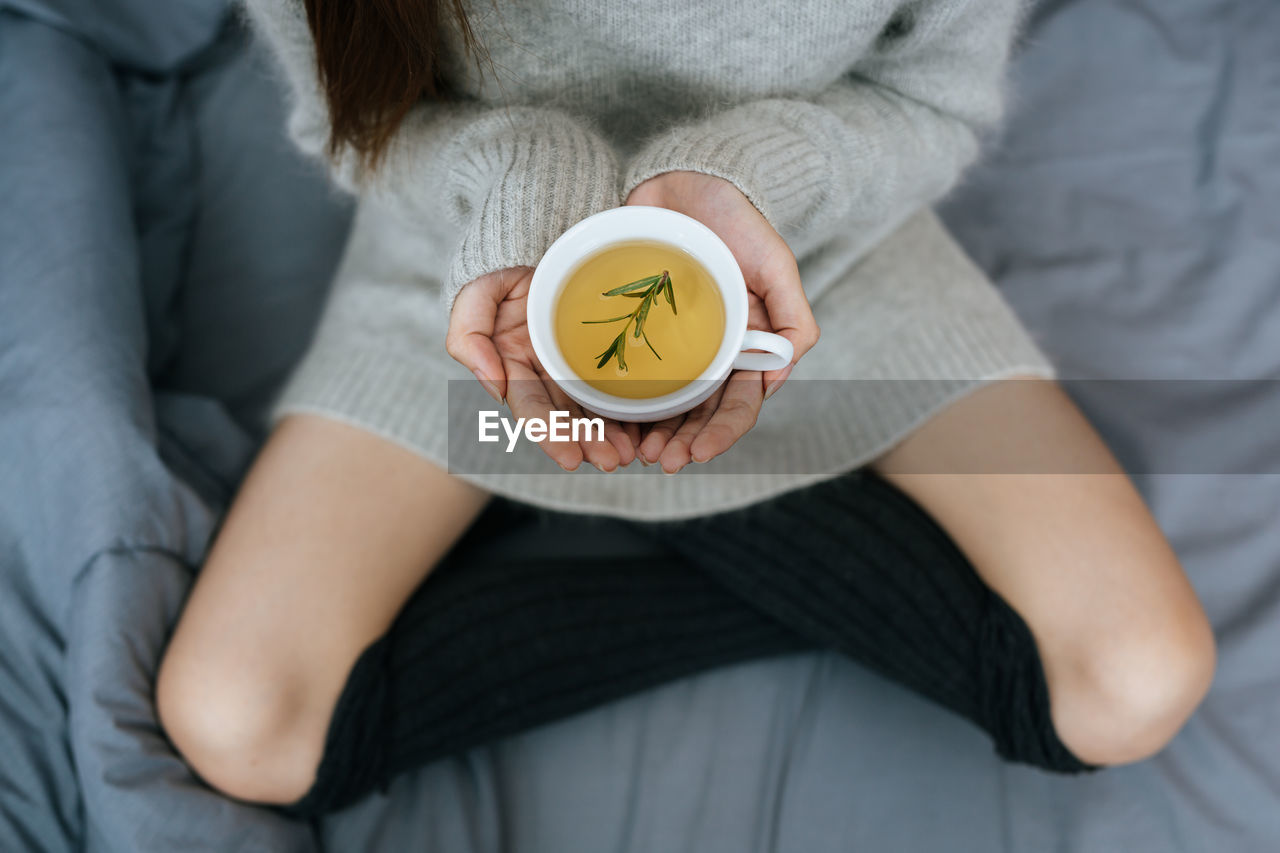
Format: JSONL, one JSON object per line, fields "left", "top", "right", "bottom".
{"left": 527, "top": 205, "right": 793, "bottom": 422}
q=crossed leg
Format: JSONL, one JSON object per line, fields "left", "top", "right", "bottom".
{"left": 156, "top": 378, "right": 1215, "bottom": 806}
{"left": 872, "top": 377, "right": 1216, "bottom": 765}
{"left": 155, "top": 414, "right": 490, "bottom": 803}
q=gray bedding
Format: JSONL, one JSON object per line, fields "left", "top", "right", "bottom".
{"left": 1, "top": 1, "right": 1277, "bottom": 851}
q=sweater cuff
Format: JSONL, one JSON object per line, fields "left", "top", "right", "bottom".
{"left": 442, "top": 107, "right": 622, "bottom": 313}
{"left": 620, "top": 99, "right": 848, "bottom": 242}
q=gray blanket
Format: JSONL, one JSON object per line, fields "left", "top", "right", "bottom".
{"left": 2, "top": 1, "right": 1278, "bottom": 851}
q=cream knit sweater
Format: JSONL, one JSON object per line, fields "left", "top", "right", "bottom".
{"left": 243, "top": 0, "right": 1054, "bottom": 520}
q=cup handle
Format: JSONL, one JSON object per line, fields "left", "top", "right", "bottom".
{"left": 732, "top": 330, "right": 793, "bottom": 372}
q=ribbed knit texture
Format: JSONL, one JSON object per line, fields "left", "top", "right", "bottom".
{"left": 281, "top": 472, "right": 1093, "bottom": 818}
{"left": 282, "top": 501, "right": 809, "bottom": 817}
{"left": 442, "top": 107, "right": 620, "bottom": 311}
{"left": 643, "top": 470, "right": 1096, "bottom": 773}
{"left": 243, "top": 0, "right": 1056, "bottom": 519}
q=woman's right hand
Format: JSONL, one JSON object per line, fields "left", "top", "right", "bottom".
{"left": 446, "top": 266, "right": 641, "bottom": 471}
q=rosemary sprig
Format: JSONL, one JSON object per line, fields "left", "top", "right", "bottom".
{"left": 584, "top": 270, "right": 677, "bottom": 372}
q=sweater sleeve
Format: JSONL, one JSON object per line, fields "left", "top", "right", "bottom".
{"left": 239, "top": 0, "right": 620, "bottom": 312}
{"left": 619, "top": 0, "right": 1022, "bottom": 254}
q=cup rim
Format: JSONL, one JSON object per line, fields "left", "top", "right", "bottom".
{"left": 527, "top": 206, "right": 748, "bottom": 418}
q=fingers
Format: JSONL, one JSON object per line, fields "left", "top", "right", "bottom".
{"left": 622, "top": 421, "right": 643, "bottom": 457}
{"left": 601, "top": 419, "right": 638, "bottom": 467}
{"left": 764, "top": 363, "right": 793, "bottom": 401}
{"left": 751, "top": 251, "right": 819, "bottom": 396}
{"left": 657, "top": 388, "right": 724, "bottom": 474}
{"left": 537, "top": 370, "right": 622, "bottom": 472}
{"left": 640, "top": 371, "right": 765, "bottom": 472}
{"left": 755, "top": 251, "right": 820, "bottom": 358}
{"left": 504, "top": 360, "right": 584, "bottom": 472}
{"left": 638, "top": 413, "right": 686, "bottom": 465}
{"left": 446, "top": 273, "right": 509, "bottom": 402}
{"left": 688, "top": 370, "right": 764, "bottom": 466}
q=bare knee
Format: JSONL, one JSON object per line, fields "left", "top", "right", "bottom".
{"left": 1047, "top": 603, "right": 1216, "bottom": 766}
{"left": 155, "top": 637, "right": 326, "bottom": 805}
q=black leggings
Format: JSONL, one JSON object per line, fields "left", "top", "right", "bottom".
{"left": 282, "top": 469, "right": 1094, "bottom": 817}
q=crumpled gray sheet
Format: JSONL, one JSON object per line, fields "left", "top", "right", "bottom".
{"left": 1, "top": 0, "right": 1278, "bottom": 851}
{"left": 1, "top": 5, "right": 342, "bottom": 851}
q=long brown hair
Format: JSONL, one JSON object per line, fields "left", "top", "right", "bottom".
{"left": 302, "top": 0, "right": 496, "bottom": 168}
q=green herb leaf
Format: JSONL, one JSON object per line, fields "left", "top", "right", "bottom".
{"left": 584, "top": 269, "right": 679, "bottom": 371}
{"left": 593, "top": 337, "right": 617, "bottom": 369}
{"left": 641, "top": 328, "right": 662, "bottom": 360}
{"left": 615, "top": 332, "right": 628, "bottom": 371}
{"left": 634, "top": 292, "right": 654, "bottom": 338}
{"left": 601, "top": 275, "right": 661, "bottom": 297}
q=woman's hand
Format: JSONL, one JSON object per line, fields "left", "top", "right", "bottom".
{"left": 446, "top": 266, "right": 642, "bottom": 471}
{"left": 625, "top": 170, "right": 819, "bottom": 472}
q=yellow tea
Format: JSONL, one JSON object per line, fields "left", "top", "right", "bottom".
{"left": 554, "top": 240, "right": 725, "bottom": 399}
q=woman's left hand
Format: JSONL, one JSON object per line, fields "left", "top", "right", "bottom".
{"left": 625, "top": 170, "right": 820, "bottom": 472}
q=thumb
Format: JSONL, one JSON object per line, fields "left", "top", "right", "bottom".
{"left": 752, "top": 254, "right": 819, "bottom": 396}
{"left": 446, "top": 272, "right": 510, "bottom": 403}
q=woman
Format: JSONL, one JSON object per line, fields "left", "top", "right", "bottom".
{"left": 155, "top": 0, "right": 1216, "bottom": 815}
